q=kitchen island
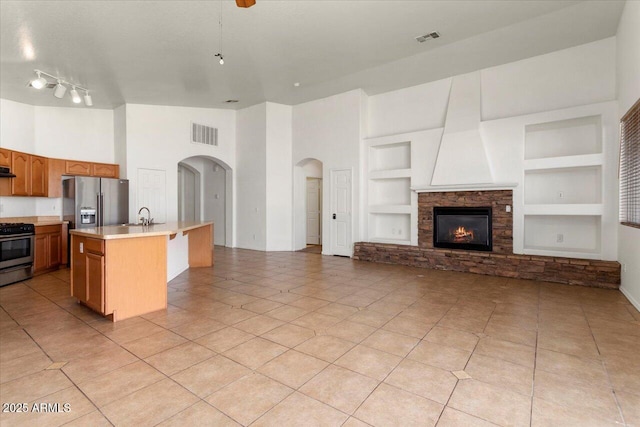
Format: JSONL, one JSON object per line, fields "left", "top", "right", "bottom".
{"left": 70, "top": 221, "right": 213, "bottom": 322}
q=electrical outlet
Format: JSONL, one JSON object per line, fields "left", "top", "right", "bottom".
{"left": 506, "top": 205, "right": 512, "bottom": 213}
{"left": 623, "top": 263, "right": 627, "bottom": 272}
{"left": 252, "top": 234, "right": 256, "bottom": 240}
{"left": 558, "top": 191, "right": 564, "bottom": 199}
{"left": 557, "top": 234, "right": 564, "bottom": 243}
{"left": 0, "top": 203, "right": 3, "bottom": 213}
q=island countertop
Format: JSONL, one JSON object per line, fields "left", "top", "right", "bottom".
{"left": 69, "top": 221, "right": 213, "bottom": 240}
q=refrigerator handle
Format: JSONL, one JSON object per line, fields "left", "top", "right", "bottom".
{"left": 96, "top": 193, "right": 102, "bottom": 227}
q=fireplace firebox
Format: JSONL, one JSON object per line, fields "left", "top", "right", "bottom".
{"left": 433, "top": 207, "right": 492, "bottom": 251}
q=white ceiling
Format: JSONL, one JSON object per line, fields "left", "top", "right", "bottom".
{"left": 0, "top": 0, "right": 625, "bottom": 110}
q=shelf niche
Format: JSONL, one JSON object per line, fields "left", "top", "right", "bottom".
{"left": 369, "top": 141, "right": 411, "bottom": 172}
{"left": 523, "top": 215, "right": 601, "bottom": 255}
{"left": 524, "top": 166, "right": 602, "bottom": 205}
{"left": 369, "top": 213, "right": 411, "bottom": 243}
{"left": 524, "top": 115, "right": 601, "bottom": 160}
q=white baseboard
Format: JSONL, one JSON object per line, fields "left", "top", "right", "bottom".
{"left": 620, "top": 286, "right": 640, "bottom": 312}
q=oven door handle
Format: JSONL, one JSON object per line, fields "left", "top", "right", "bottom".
{"left": 0, "top": 233, "right": 35, "bottom": 241}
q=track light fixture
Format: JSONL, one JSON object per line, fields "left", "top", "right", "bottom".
{"left": 215, "top": 53, "right": 224, "bottom": 65}
{"left": 28, "top": 69, "right": 93, "bottom": 107}
{"left": 30, "top": 71, "right": 47, "bottom": 89}
{"left": 53, "top": 81, "right": 66, "bottom": 99}
{"left": 70, "top": 87, "right": 81, "bottom": 104}
{"left": 83, "top": 90, "right": 93, "bottom": 107}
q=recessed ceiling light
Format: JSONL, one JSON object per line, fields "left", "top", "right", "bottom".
{"left": 225, "top": 99, "right": 239, "bottom": 103}
{"left": 293, "top": 82, "right": 300, "bottom": 87}
{"left": 416, "top": 31, "right": 440, "bottom": 43}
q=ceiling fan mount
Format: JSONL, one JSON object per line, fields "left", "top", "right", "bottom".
{"left": 235, "top": 0, "right": 256, "bottom": 8}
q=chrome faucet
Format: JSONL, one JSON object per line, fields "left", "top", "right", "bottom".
{"left": 138, "top": 207, "right": 153, "bottom": 226}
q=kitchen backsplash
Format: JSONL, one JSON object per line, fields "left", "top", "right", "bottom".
{"left": 0, "top": 197, "right": 62, "bottom": 219}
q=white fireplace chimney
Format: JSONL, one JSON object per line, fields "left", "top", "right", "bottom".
{"left": 430, "top": 72, "right": 494, "bottom": 186}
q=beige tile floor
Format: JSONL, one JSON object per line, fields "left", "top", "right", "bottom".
{"left": 1, "top": 247, "right": 639, "bottom": 426}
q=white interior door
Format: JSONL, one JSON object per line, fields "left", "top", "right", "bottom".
{"left": 330, "top": 169, "right": 352, "bottom": 256}
{"left": 137, "top": 168, "right": 167, "bottom": 223}
{"left": 306, "top": 178, "right": 321, "bottom": 245}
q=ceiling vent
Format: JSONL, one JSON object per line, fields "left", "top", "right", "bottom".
{"left": 191, "top": 122, "right": 218, "bottom": 146}
{"left": 225, "top": 99, "right": 239, "bottom": 103}
{"left": 416, "top": 31, "right": 440, "bottom": 43}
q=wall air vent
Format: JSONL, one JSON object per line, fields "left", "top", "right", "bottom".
{"left": 225, "top": 100, "right": 239, "bottom": 103}
{"left": 416, "top": 31, "right": 440, "bottom": 43}
{"left": 191, "top": 122, "right": 218, "bottom": 146}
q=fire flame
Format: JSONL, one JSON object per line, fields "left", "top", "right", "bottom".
{"left": 452, "top": 226, "right": 474, "bottom": 242}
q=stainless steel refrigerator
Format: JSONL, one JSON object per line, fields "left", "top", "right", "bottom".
{"left": 63, "top": 177, "right": 129, "bottom": 229}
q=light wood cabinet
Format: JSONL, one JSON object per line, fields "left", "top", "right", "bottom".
{"left": 11, "top": 151, "right": 30, "bottom": 196}
{"left": 30, "top": 155, "right": 48, "bottom": 196}
{"left": 92, "top": 162, "right": 119, "bottom": 178}
{"left": 0, "top": 148, "right": 11, "bottom": 196}
{"left": 6, "top": 152, "right": 50, "bottom": 197}
{"left": 0, "top": 148, "right": 10, "bottom": 167}
{"left": 65, "top": 160, "right": 92, "bottom": 176}
{"left": 1, "top": 149, "right": 119, "bottom": 197}
{"left": 34, "top": 224, "right": 64, "bottom": 275}
{"left": 71, "top": 235, "right": 105, "bottom": 314}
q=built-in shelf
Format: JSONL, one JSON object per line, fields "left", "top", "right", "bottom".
{"left": 368, "top": 205, "right": 412, "bottom": 214}
{"left": 369, "top": 141, "right": 411, "bottom": 172}
{"left": 368, "top": 212, "right": 411, "bottom": 244}
{"left": 369, "top": 168, "right": 412, "bottom": 180}
{"left": 522, "top": 114, "right": 605, "bottom": 259}
{"left": 365, "top": 137, "right": 415, "bottom": 245}
{"left": 524, "top": 116, "right": 601, "bottom": 160}
{"left": 524, "top": 153, "right": 603, "bottom": 171}
{"left": 523, "top": 204, "right": 603, "bottom": 215}
{"left": 369, "top": 237, "right": 411, "bottom": 245}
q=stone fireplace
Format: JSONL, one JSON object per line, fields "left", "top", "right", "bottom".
{"left": 354, "top": 188, "right": 621, "bottom": 289}
{"left": 433, "top": 206, "right": 492, "bottom": 252}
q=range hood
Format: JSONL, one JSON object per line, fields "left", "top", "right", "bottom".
{"left": 0, "top": 167, "right": 16, "bottom": 178}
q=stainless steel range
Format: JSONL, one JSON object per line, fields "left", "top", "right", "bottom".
{"left": 0, "top": 223, "right": 35, "bottom": 286}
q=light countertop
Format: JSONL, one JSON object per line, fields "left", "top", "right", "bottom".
{"left": 69, "top": 221, "right": 213, "bottom": 240}
{"left": 0, "top": 216, "right": 68, "bottom": 226}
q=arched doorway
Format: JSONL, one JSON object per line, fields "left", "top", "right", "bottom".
{"left": 178, "top": 156, "right": 233, "bottom": 247}
{"left": 293, "top": 158, "right": 323, "bottom": 252}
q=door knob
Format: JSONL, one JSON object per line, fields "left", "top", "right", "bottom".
{"left": 332, "top": 213, "right": 336, "bottom": 219}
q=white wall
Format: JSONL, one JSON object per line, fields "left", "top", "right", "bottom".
{"left": 34, "top": 105, "right": 114, "bottom": 162}
{"left": 293, "top": 89, "right": 365, "bottom": 254}
{"left": 0, "top": 99, "right": 36, "bottom": 217}
{"left": 236, "top": 103, "right": 267, "bottom": 250}
{"left": 616, "top": 0, "right": 640, "bottom": 309}
{"left": 124, "top": 104, "right": 236, "bottom": 233}
{"left": 0, "top": 99, "right": 114, "bottom": 217}
{"left": 481, "top": 37, "right": 617, "bottom": 121}
{"left": 265, "top": 103, "right": 293, "bottom": 251}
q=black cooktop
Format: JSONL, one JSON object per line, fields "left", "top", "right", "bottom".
{"left": 0, "top": 223, "right": 36, "bottom": 236}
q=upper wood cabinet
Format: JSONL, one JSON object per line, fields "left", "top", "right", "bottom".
{"left": 0, "top": 148, "right": 10, "bottom": 167}
{"left": 11, "top": 151, "right": 31, "bottom": 196}
{"left": 30, "top": 155, "right": 48, "bottom": 197}
{"left": 8, "top": 151, "right": 48, "bottom": 197}
{"left": 65, "top": 160, "right": 92, "bottom": 176}
{"left": 92, "top": 162, "right": 119, "bottom": 178}
{"left": 1, "top": 148, "right": 119, "bottom": 197}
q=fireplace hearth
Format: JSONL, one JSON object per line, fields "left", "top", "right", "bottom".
{"left": 433, "top": 207, "right": 492, "bottom": 251}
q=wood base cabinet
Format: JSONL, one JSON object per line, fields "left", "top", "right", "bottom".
{"left": 34, "top": 225, "right": 64, "bottom": 275}
{"left": 71, "top": 234, "right": 167, "bottom": 321}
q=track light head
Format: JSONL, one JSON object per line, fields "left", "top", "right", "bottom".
{"left": 215, "top": 53, "right": 224, "bottom": 65}
{"left": 31, "top": 71, "right": 47, "bottom": 89}
{"left": 83, "top": 91, "right": 93, "bottom": 107}
{"left": 53, "top": 81, "right": 67, "bottom": 99}
{"left": 70, "top": 86, "right": 81, "bottom": 104}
